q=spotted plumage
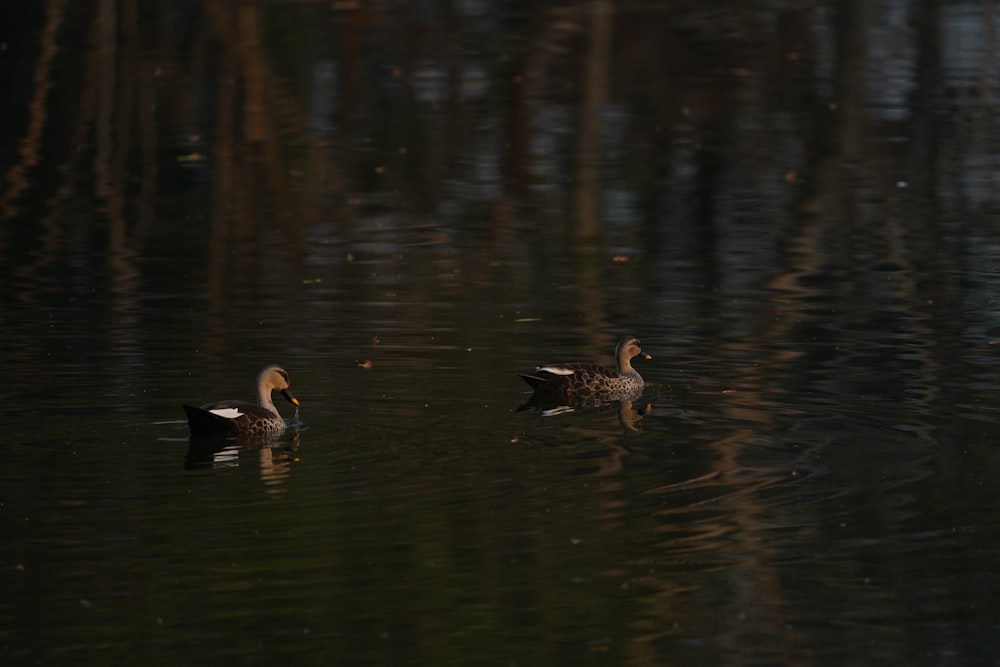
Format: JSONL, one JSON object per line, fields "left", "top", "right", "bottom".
{"left": 183, "top": 365, "right": 300, "bottom": 437}
{"left": 519, "top": 336, "right": 651, "bottom": 398}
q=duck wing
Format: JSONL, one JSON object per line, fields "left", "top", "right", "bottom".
{"left": 183, "top": 400, "right": 277, "bottom": 436}
{"left": 519, "top": 362, "right": 615, "bottom": 391}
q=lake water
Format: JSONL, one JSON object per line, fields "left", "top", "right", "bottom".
{"left": 4, "top": 1, "right": 1000, "bottom": 665}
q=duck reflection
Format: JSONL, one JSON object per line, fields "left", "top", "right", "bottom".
{"left": 518, "top": 389, "right": 652, "bottom": 433}
{"left": 184, "top": 432, "right": 301, "bottom": 494}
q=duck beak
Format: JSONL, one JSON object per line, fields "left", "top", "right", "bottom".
{"left": 643, "top": 353, "right": 652, "bottom": 360}
{"left": 281, "top": 388, "right": 300, "bottom": 407}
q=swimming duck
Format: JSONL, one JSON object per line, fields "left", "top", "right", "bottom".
{"left": 519, "top": 335, "right": 651, "bottom": 397}
{"left": 183, "top": 364, "right": 300, "bottom": 437}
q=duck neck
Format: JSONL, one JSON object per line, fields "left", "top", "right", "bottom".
{"left": 616, "top": 345, "right": 634, "bottom": 374}
{"left": 257, "top": 385, "right": 277, "bottom": 413}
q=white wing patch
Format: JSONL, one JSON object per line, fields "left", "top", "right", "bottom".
{"left": 209, "top": 408, "right": 243, "bottom": 419}
{"left": 537, "top": 365, "right": 576, "bottom": 376}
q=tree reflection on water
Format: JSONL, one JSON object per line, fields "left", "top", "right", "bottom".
{"left": 4, "top": 2, "right": 1000, "bottom": 666}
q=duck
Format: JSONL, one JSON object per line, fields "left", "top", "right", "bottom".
{"left": 519, "top": 335, "right": 651, "bottom": 397}
{"left": 183, "top": 364, "right": 300, "bottom": 437}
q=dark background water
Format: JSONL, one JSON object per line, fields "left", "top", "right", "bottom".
{"left": 4, "top": 1, "right": 1000, "bottom": 665}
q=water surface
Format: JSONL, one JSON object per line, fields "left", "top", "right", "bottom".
{"left": 4, "top": 1, "right": 1000, "bottom": 666}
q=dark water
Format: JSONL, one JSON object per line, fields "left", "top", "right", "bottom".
{"left": 5, "top": 1, "right": 1000, "bottom": 665}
